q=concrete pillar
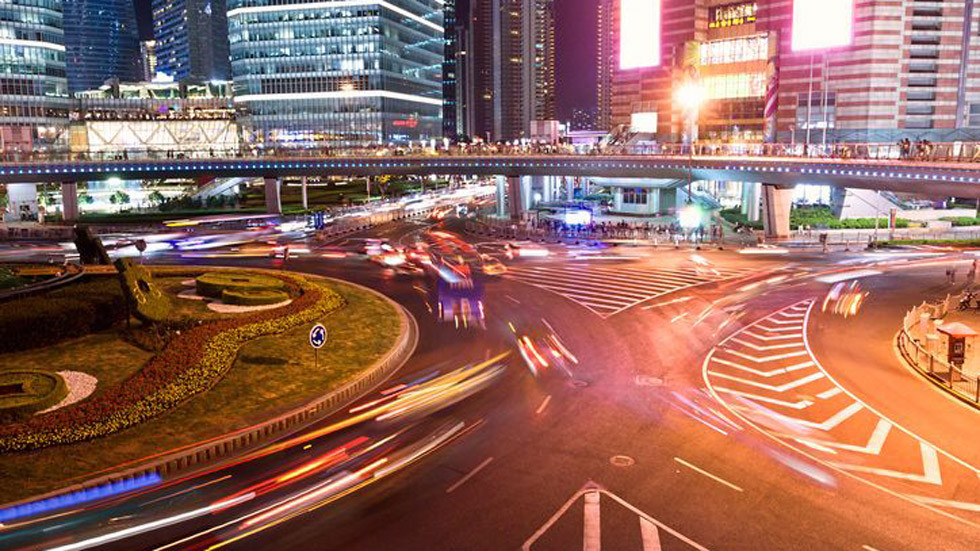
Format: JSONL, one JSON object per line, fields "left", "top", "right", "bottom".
{"left": 507, "top": 176, "right": 522, "bottom": 220}
{"left": 301, "top": 176, "right": 308, "bottom": 210}
{"left": 495, "top": 176, "right": 507, "bottom": 217}
{"left": 761, "top": 184, "right": 793, "bottom": 239}
{"left": 612, "top": 187, "right": 624, "bottom": 211}
{"left": 61, "top": 182, "right": 79, "bottom": 223}
{"left": 659, "top": 188, "right": 678, "bottom": 215}
{"left": 565, "top": 177, "right": 574, "bottom": 201}
{"left": 264, "top": 177, "right": 281, "bottom": 215}
{"left": 741, "top": 182, "right": 761, "bottom": 222}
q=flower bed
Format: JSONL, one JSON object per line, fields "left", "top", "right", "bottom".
{"left": 0, "top": 271, "right": 344, "bottom": 452}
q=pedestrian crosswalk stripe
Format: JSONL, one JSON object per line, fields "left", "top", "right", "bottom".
{"left": 510, "top": 265, "right": 695, "bottom": 290}
{"left": 506, "top": 268, "right": 671, "bottom": 295}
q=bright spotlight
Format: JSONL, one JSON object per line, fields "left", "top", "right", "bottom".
{"left": 678, "top": 204, "right": 702, "bottom": 229}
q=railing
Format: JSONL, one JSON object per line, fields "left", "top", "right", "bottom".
{"left": 897, "top": 295, "right": 980, "bottom": 406}
{"left": 469, "top": 216, "right": 722, "bottom": 246}
{"left": 5, "top": 141, "right": 980, "bottom": 164}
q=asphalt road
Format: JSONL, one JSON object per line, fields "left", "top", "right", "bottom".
{"left": 2, "top": 220, "right": 978, "bottom": 551}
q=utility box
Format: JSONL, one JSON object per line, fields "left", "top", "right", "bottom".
{"left": 937, "top": 322, "right": 977, "bottom": 376}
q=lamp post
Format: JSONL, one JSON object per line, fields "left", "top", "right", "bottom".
{"left": 675, "top": 80, "right": 706, "bottom": 204}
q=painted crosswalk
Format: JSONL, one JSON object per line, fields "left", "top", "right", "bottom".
{"left": 503, "top": 263, "right": 754, "bottom": 318}
{"left": 702, "top": 301, "right": 980, "bottom": 524}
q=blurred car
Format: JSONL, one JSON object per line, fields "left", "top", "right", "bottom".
{"left": 480, "top": 255, "right": 507, "bottom": 276}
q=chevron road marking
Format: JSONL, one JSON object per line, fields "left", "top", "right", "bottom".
{"left": 754, "top": 324, "right": 804, "bottom": 332}
{"left": 729, "top": 338, "right": 803, "bottom": 351}
{"left": 829, "top": 442, "right": 943, "bottom": 485}
{"left": 708, "top": 371, "right": 825, "bottom": 392}
{"left": 797, "top": 419, "right": 893, "bottom": 455}
{"left": 765, "top": 401, "right": 864, "bottom": 431}
{"left": 742, "top": 331, "right": 803, "bottom": 341}
{"left": 639, "top": 517, "right": 662, "bottom": 551}
{"left": 725, "top": 349, "right": 809, "bottom": 363}
{"left": 765, "top": 317, "right": 805, "bottom": 325}
{"left": 908, "top": 495, "right": 980, "bottom": 512}
{"left": 714, "top": 387, "right": 814, "bottom": 409}
{"left": 816, "top": 387, "right": 843, "bottom": 400}
{"left": 710, "top": 357, "right": 815, "bottom": 377}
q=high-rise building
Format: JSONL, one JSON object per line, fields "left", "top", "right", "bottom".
{"left": 63, "top": 0, "right": 141, "bottom": 94}
{"left": 227, "top": 0, "right": 445, "bottom": 147}
{"left": 152, "top": 0, "right": 231, "bottom": 83}
{"left": 595, "top": 0, "right": 614, "bottom": 131}
{"left": 0, "top": 0, "right": 70, "bottom": 152}
{"left": 464, "top": 0, "right": 555, "bottom": 142}
{"left": 610, "top": 0, "right": 980, "bottom": 144}
{"left": 141, "top": 40, "right": 158, "bottom": 82}
{"left": 443, "top": 0, "right": 461, "bottom": 140}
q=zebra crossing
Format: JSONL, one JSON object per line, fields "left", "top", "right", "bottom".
{"left": 502, "top": 263, "right": 754, "bottom": 318}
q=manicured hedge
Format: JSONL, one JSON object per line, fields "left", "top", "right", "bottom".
{"left": 791, "top": 206, "right": 910, "bottom": 229}
{"left": 195, "top": 272, "right": 286, "bottom": 299}
{"left": 0, "top": 371, "right": 68, "bottom": 422}
{"left": 0, "top": 278, "right": 126, "bottom": 353}
{"left": 0, "top": 272, "right": 344, "bottom": 451}
{"left": 221, "top": 288, "right": 290, "bottom": 306}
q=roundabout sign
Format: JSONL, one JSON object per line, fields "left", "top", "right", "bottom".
{"left": 309, "top": 323, "right": 327, "bottom": 368}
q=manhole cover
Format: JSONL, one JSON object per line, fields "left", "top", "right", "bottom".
{"left": 609, "top": 455, "right": 635, "bottom": 468}
{"left": 635, "top": 375, "right": 663, "bottom": 387}
{"left": 570, "top": 379, "right": 589, "bottom": 388}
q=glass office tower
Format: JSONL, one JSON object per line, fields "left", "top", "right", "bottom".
{"left": 227, "top": 0, "right": 444, "bottom": 148}
{"left": 0, "top": 0, "right": 70, "bottom": 152}
{"left": 63, "top": 0, "right": 141, "bottom": 93}
{"left": 152, "top": 0, "right": 232, "bottom": 82}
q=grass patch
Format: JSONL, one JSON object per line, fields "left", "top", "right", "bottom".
{"left": 0, "top": 279, "right": 400, "bottom": 502}
{"left": 876, "top": 238, "right": 980, "bottom": 247}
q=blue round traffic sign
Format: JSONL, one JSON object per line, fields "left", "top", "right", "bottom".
{"left": 309, "top": 323, "right": 327, "bottom": 349}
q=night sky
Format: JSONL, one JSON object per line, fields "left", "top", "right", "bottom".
{"left": 132, "top": 0, "right": 598, "bottom": 120}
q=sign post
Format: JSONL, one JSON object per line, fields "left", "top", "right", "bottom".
{"left": 309, "top": 323, "right": 327, "bottom": 369}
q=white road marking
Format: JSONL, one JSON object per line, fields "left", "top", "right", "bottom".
{"left": 907, "top": 495, "right": 980, "bottom": 512}
{"left": 535, "top": 395, "right": 552, "bottom": 415}
{"left": 708, "top": 371, "right": 825, "bottom": 392}
{"left": 639, "top": 517, "right": 662, "bottom": 551}
{"left": 673, "top": 457, "right": 744, "bottom": 492}
{"left": 504, "top": 295, "right": 521, "bottom": 304}
{"left": 816, "top": 387, "right": 843, "bottom": 400}
{"left": 753, "top": 324, "right": 804, "bottom": 332}
{"left": 583, "top": 490, "right": 601, "bottom": 551}
{"left": 710, "top": 357, "right": 815, "bottom": 377}
{"left": 725, "top": 349, "right": 809, "bottom": 363}
{"left": 798, "top": 419, "right": 892, "bottom": 455}
{"left": 774, "top": 401, "right": 864, "bottom": 431}
{"left": 714, "top": 387, "right": 814, "bottom": 409}
{"left": 830, "top": 442, "right": 942, "bottom": 485}
{"left": 671, "top": 312, "right": 689, "bottom": 323}
{"left": 742, "top": 330, "right": 803, "bottom": 341}
{"left": 861, "top": 545, "right": 883, "bottom": 551}
{"left": 729, "top": 338, "right": 803, "bottom": 351}
{"left": 446, "top": 457, "right": 494, "bottom": 494}
{"left": 765, "top": 317, "right": 805, "bottom": 325}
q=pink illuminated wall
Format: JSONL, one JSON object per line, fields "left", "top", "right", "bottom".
{"left": 619, "top": 0, "right": 660, "bottom": 69}
{"left": 791, "top": 0, "right": 854, "bottom": 51}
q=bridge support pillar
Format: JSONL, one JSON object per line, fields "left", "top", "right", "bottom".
{"left": 507, "top": 176, "right": 523, "bottom": 219}
{"left": 761, "top": 184, "right": 793, "bottom": 239}
{"left": 61, "top": 182, "right": 79, "bottom": 223}
{"left": 565, "top": 177, "right": 574, "bottom": 201}
{"left": 264, "top": 177, "right": 281, "bottom": 215}
{"left": 301, "top": 176, "right": 308, "bottom": 210}
{"left": 495, "top": 176, "right": 507, "bottom": 217}
{"left": 741, "top": 182, "right": 760, "bottom": 222}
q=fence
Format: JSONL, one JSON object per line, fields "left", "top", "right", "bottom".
{"left": 897, "top": 295, "right": 980, "bottom": 405}
{"left": 468, "top": 216, "right": 721, "bottom": 247}
{"left": 0, "top": 279, "right": 419, "bottom": 512}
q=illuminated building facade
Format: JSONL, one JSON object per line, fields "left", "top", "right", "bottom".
{"left": 152, "top": 0, "right": 232, "bottom": 82}
{"left": 596, "top": 0, "right": 614, "bottom": 131}
{"left": 69, "top": 80, "right": 238, "bottom": 155}
{"left": 141, "top": 40, "right": 158, "bottom": 81}
{"left": 611, "top": 0, "right": 980, "bottom": 144}
{"left": 63, "top": 0, "right": 141, "bottom": 93}
{"left": 227, "top": 0, "right": 444, "bottom": 147}
{"left": 0, "top": 0, "right": 70, "bottom": 153}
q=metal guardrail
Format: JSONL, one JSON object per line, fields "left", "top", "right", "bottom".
{"left": 898, "top": 296, "right": 980, "bottom": 406}
{"left": 0, "top": 275, "right": 419, "bottom": 513}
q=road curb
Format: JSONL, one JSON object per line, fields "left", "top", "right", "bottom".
{"left": 0, "top": 272, "right": 419, "bottom": 513}
{"left": 893, "top": 330, "right": 980, "bottom": 412}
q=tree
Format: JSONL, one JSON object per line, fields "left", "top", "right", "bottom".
{"left": 147, "top": 190, "right": 165, "bottom": 206}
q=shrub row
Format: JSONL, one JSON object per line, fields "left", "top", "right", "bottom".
{"left": 221, "top": 288, "right": 290, "bottom": 306}
{"left": 195, "top": 272, "right": 285, "bottom": 299}
{"left": 939, "top": 216, "right": 980, "bottom": 227}
{"left": 719, "top": 208, "right": 763, "bottom": 230}
{"left": 791, "top": 206, "right": 910, "bottom": 229}
{"left": 0, "top": 272, "right": 344, "bottom": 451}
{"left": 0, "top": 371, "right": 68, "bottom": 423}
{"left": 0, "top": 278, "right": 127, "bottom": 354}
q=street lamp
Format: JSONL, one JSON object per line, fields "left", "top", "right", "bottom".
{"left": 674, "top": 80, "right": 706, "bottom": 205}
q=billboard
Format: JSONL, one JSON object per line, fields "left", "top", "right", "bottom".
{"left": 792, "top": 0, "right": 854, "bottom": 51}
{"left": 620, "top": 0, "right": 660, "bottom": 69}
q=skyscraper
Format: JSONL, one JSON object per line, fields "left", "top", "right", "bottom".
{"left": 227, "top": 0, "right": 445, "bottom": 147}
{"left": 443, "top": 0, "right": 461, "bottom": 139}
{"left": 141, "top": 40, "right": 158, "bottom": 82}
{"left": 464, "top": 0, "right": 555, "bottom": 142}
{"left": 0, "top": 0, "right": 70, "bottom": 152}
{"left": 595, "top": 0, "right": 614, "bottom": 131}
{"left": 63, "top": 0, "right": 141, "bottom": 93}
{"left": 152, "top": 0, "right": 231, "bottom": 83}
{"left": 609, "top": 0, "right": 980, "bottom": 143}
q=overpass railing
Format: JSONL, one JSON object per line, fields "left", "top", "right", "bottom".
{"left": 4, "top": 141, "right": 980, "bottom": 165}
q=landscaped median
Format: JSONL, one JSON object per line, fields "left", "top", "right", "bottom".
{"left": 0, "top": 267, "right": 413, "bottom": 503}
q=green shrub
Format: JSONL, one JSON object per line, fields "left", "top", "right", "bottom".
{"left": 0, "top": 371, "right": 68, "bottom": 422}
{"left": 115, "top": 259, "right": 171, "bottom": 324}
{"left": 221, "top": 288, "right": 290, "bottom": 306}
{"left": 0, "top": 278, "right": 126, "bottom": 353}
{"left": 719, "top": 207, "right": 763, "bottom": 230}
{"left": 940, "top": 216, "right": 980, "bottom": 227}
{"left": 790, "top": 206, "right": 909, "bottom": 229}
{"left": 195, "top": 272, "right": 286, "bottom": 299}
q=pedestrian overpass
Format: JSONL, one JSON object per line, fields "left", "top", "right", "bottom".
{"left": 2, "top": 154, "right": 978, "bottom": 237}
